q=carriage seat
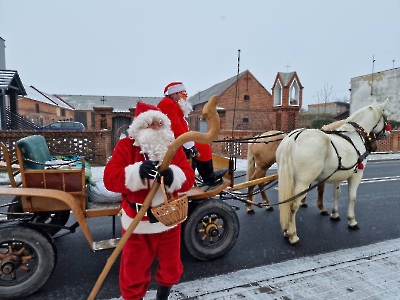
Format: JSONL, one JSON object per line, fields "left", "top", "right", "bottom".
{"left": 16, "top": 135, "right": 51, "bottom": 170}
{"left": 16, "top": 135, "right": 93, "bottom": 185}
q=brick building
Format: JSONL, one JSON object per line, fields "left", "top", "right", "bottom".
{"left": 17, "top": 85, "right": 75, "bottom": 126}
{"left": 188, "top": 70, "right": 303, "bottom": 133}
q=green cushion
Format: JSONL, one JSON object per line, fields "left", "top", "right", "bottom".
{"left": 17, "top": 135, "right": 51, "bottom": 170}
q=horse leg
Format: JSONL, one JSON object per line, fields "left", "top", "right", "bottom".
{"left": 330, "top": 182, "right": 341, "bottom": 221}
{"left": 245, "top": 184, "right": 255, "bottom": 214}
{"left": 347, "top": 177, "right": 361, "bottom": 229}
{"left": 260, "top": 186, "right": 273, "bottom": 211}
{"left": 317, "top": 183, "right": 329, "bottom": 215}
{"left": 284, "top": 197, "right": 301, "bottom": 245}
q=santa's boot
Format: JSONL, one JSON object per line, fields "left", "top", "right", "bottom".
{"left": 197, "top": 159, "right": 228, "bottom": 185}
{"left": 156, "top": 285, "right": 172, "bottom": 300}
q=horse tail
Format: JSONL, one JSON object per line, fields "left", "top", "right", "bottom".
{"left": 246, "top": 143, "right": 255, "bottom": 182}
{"left": 277, "top": 137, "right": 296, "bottom": 231}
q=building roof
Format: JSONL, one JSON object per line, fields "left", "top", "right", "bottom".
{"left": 308, "top": 101, "right": 350, "bottom": 108}
{"left": 57, "top": 94, "right": 162, "bottom": 112}
{"left": 188, "top": 71, "right": 247, "bottom": 106}
{"left": 21, "top": 85, "right": 74, "bottom": 110}
{"left": 277, "top": 72, "right": 296, "bottom": 86}
{"left": 0, "top": 70, "right": 26, "bottom": 95}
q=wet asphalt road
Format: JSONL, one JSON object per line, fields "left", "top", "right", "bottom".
{"left": 2, "top": 160, "right": 400, "bottom": 300}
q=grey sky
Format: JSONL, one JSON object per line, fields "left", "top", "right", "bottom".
{"left": 1, "top": 0, "right": 399, "bottom": 109}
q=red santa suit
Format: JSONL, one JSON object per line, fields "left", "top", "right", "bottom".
{"left": 104, "top": 103, "right": 195, "bottom": 300}
{"left": 157, "top": 95, "right": 212, "bottom": 162}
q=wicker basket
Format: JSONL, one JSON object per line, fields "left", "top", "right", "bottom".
{"left": 151, "top": 178, "right": 188, "bottom": 226}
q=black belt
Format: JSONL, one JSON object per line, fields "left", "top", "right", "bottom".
{"left": 127, "top": 201, "right": 159, "bottom": 223}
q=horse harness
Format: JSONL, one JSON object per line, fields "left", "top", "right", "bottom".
{"left": 274, "top": 121, "right": 382, "bottom": 207}
{"left": 290, "top": 121, "right": 379, "bottom": 173}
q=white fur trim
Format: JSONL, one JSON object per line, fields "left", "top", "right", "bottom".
{"left": 120, "top": 208, "right": 174, "bottom": 234}
{"left": 125, "top": 163, "right": 147, "bottom": 192}
{"left": 166, "top": 83, "right": 185, "bottom": 95}
{"left": 183, "top": 141, "right": 194, "bottom": 149}
{"left": 127, "top": 110, "right": 171, "bottom": 139}
{"left": 164, "top": 165, "right": 187, "bottom": 193}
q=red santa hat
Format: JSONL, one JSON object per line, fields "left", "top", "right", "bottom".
{"left": 127, "top": 102, "right": 171, "bottom": 138}
{"left": 164, "top": 81, "right": 186, "bottom": 95}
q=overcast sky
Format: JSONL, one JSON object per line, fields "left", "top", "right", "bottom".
{"left": 1, "top": 0, "right": 399, "bottom": 109}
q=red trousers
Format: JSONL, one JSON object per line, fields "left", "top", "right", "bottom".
{"left": 194, "top": 142, "right": 212, "bottom": 162}
{"left": 119, "top": 224, "right": 183, "bottom": 300}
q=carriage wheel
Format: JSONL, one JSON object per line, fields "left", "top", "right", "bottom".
{"left": 0, "top": 223, "right": 56, "bottom": 300}
{"left": 7, "top": 196, "right": 70, "bottom": 236}
{"left": 182, "top": 199, "right": 239, "bottom": 261}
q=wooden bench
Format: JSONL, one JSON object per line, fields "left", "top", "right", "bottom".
{"left": 15, "top": 135, "right": 87, "bottom": 213}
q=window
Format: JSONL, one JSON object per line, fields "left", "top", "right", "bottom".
{"left": 243, "top": 118, "right": 249, "bottom": 123}
{"left": 35, "top": 104, "right": 39, "bottom": 113}
{"left": 274, "top": 81, "right": 282, "bottom": 106}
{"left": 244, "top": 95, "right": 250, "bottom": 101}
{"left": 61, "top": 109, "right": 66, "bottom": 116}
{"left": 289, "top": 80, "right": 299, "bottom": 106}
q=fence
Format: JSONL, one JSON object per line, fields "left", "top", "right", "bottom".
{"left": 0, "top": 130, "right": 398, "bottom": 166}
{"left": 212, "top": 130, "right": 400, "bottom": 159}
{"left": 0, "top": 130, "right": 112, "bottom": 166}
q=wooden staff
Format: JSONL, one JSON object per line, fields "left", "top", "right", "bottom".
{"left": 88, "top": 95, "right": 220, "bottom": 300}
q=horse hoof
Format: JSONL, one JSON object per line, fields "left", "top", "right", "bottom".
{"left": 300, "top": 203, "right": 308, "bottom": 208}
{"left": 247, "top": 209, "right": 255, "bottom": 215}
{"left": 266, "top": 206, "right": 274, "bottom": 211}
{"left": 330, "top": 215, "right": 341, "bottom": 222}
{"left": 348, "top": 224, "right": 360, "bottom": 230}
{"left": 290, "top": 240, "right": 302, "bottom": 246}
{"left": 320, "top": 211, "right": 329, "bottom": 216}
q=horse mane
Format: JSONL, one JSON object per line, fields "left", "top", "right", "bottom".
{"left": 321, "top": 119, "right": 347, "bottom": 130}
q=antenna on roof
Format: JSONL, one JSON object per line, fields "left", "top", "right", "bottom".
{"left": 393, "top": 59, "right": 395, "bottom": 69}
{"left": 371, "top": 55, "right": 375, "bottom": 96}
{"left": 231, "top": 49, "right": 240, "bottom": 139}
{"left": 100, "top": 96, "right": 107, "bottom": 105}
{"left": 225, "top": 49, "right": 241, "bottom": 185}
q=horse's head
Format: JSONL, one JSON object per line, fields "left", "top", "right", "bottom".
{"left": 370, "top": 99, "right": 392, "bottom": 140}
{"left": 349, "top": 98, "right": 392, "bottom": 140}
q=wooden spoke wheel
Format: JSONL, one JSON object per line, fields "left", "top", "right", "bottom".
{"left": 182, "top": 198, "right": 239, "bottom": 261}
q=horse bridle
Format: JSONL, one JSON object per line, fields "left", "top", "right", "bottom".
{"left": 370, "top": 114, "right": 390, "bottom": 141}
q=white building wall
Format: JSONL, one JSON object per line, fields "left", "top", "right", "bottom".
{"left": 350, "top": 68, "right": 400, "bottom": 121}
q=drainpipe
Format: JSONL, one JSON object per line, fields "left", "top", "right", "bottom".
{"left": 0, "top": 88, "right": 6, "bottom": 130}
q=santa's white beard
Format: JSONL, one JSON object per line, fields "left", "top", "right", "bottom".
{"left": 178, "top": 99, "right": 193, "bottom": 117}
{"left": 134, "top": 127, "right": 175, "bottom": 161}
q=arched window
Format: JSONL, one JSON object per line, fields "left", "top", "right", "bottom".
{"left": 289, "top": 80, "right": 299, "bottom": 106}
{"left": 274, "top": 81, "right": 282, "bottom": 106}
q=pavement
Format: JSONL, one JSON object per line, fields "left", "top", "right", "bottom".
{"left": 142, "top": 238, "right": 400, "bottom": 300}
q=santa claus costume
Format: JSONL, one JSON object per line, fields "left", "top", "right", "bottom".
{"left": 104, "top": 102, "right": 195, "bottom": 300}
{"left": 157, "top": 81, "right": 227, "bottom": 185}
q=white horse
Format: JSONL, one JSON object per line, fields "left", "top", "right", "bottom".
{"left": 276, "top": 100, "right": 390, "bottom": 245}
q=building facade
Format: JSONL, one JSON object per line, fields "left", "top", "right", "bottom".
{"left": 350, "top": 67, "right": 400, "bottom": 121}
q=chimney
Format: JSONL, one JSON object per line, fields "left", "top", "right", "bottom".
{"left": 0, "top": 37, "right": 6, "bottom": 69}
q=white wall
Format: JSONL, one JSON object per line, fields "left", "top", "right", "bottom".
{"left": 350, "top": 68, "right": 400, "bottom": 121}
